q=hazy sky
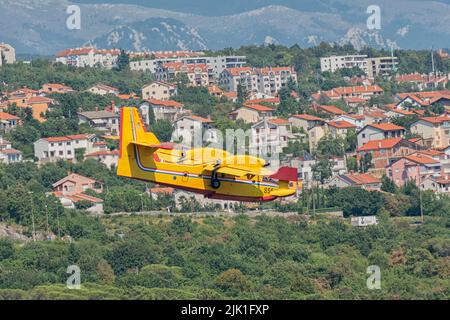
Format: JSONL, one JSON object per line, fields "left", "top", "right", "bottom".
{"left": 73, "top": 0, "right": 450, "bottom": 16}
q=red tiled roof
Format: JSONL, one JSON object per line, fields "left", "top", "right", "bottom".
{"left": 364, "top": 110, "right": 388, "bottom": 119}
{"left": 44, "top": 137, "right": 72, "bottom": 143}
{"left": 226, "top": 67, "right": 254, "bottom": 76}
{"left": 0, "top": 148, "right": 22, "bottom": 155}
{"left": 186, "top": 115, "right": 213, "bottom": 123}
{"left": 245, "top": 98, "right": 280, "bottom": 105}
{"left": 27, "top": 96, "right": 53, "bottom": 104}
{"left": 418, "top": 116, "right": 450, "bottom": 124}
{"left": 268, "top": 118, "right": 290, "bottom": 125}
{"left": 291, "top": 114, "right": 325, "bottom": 121}
{"left": 146, "top": 98, "right": 184, "bottom": 108}
{"left": 318, "top": 105, "right": 346, "bottom": 115}
{"left": 367, "top": 123, "right": 405, "bottom": 131}
{"left": 65, "top": 134, "right": 93, "bottom": 140}
{"left": 243, "top": 104, "right": 275, "bottom": 112}
{"left": 149, "top": 187, "right": 174, "bottom": 194}
{"left": 357, "top": 137, "right": 403, "bottom": 152}
{"left": 404, "top": 154, "right": 440, "bottom": 165}
{"left": 0, "top": 112, "right": 20, "bottom": 120}
{"left": 327, "top": 120, "right": 356, "bottom": 129}
{"left": 342, "top": 173, "right": 381, "bottom": 185}
{"left": 85, "top": 150, "right": 119, "bottom": 157}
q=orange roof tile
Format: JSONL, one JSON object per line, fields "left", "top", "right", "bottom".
{"left": 268, "top": 118, "right": 290, "bottom": 125}
{"left": 291, "top": 114, "right": 325, "bottom": 121}
{"left": 357, "top": 137, "right": 403, "bottom": 152}
{"left": 404, "top": 154, "right": 440, "bottom": 165}
{"left": 146, "top": 98, "right": 184, "bottom": 108}
{"left": 186, "top": 115, "right": 213, "bottom": 123}
{"left": 245, "top": 98, "right": 280, "bottom": 105}
{"left": 327, "top": 120, "right": 356, "bottom": 129}
{"left": 418, "top": 116, "right": 450, "bottom": 124}
{"left": 318, "top": 105, "right": 346, "bottom": 115}
{"left": 243, "top": 104, "right": 275, "bottom": 112}
{"left": 342, "top": 173, "right": 381, "bottom": 185}
{"left": 0, "top": 112, "right": 20, "bottom": 120}
{"left": 367, "top": 123, "right": 405, "bottom": 131}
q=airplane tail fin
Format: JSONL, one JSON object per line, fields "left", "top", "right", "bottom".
{"left": 269, "top": 167, "right": 298, "bottom": 197}
{"left": 118, "top": 107, "right": 163, "bottom": 177}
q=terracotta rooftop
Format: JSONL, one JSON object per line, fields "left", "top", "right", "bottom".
{"left": 404, "top": 154, "right": 440, "bottom": 165}
{"left": 146, "top": 98, "right": 184, "bottom": 108}
{"left": 291, "top": 114, "right": 325, "bottom": 121}
{"left": 327, "top": 120, "right": 356, "bottom": 129}
{"left": 0, "top": 112, "right": 20, "bottom": 120}
{"left": 367, "top": 123, "right": 405, "bottom": 131}
{"left": 318, "top": 105, "right": 346, "bottom": 115}
{"left": 357, "top": 137, "right": 403, "bottom": 152}
{"left": 340, "top": 173, "right": 381, "bottom": 185}
{"left": 243, "top": 104, "right": 275, "bottom": 112}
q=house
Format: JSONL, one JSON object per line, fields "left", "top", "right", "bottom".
{"left": 245, "top": 97, "right": 280, "bottom": 106}
{"left": 208, "top": 85, "right": 224, "bottom": 98}
{"left": 351, "top": 216, "right": 378, "bottom": 227}
{"left": 25, "top": 96, "right": 55, "bottom": 122}
{"left": 173, "top": 115, "right": 217, "bottom": 147}
{"left": 410, "top": 116, "right": 450, "bottom": 149}
{"left": 315, "top": 104, "right": 346, "bottom": 117}
{"left": 51, "top": 173, "right": 104, "bottom": 213}
{"left": 356, "top": 137, "right": 418, "bottom": 171}
{"left": 387, "top": 154, "right": 441, "bottom": 187}
{"left": 421, "top": 176, "right": 450, "bottom": 195}
{"left": 140, "top": 99, "right": 185, "bottom": 124}
{"left": 326, "top": 120, "right": 357, "bottom": 139}
{"left": 344, "top": 97, "right": 368, "bottom": 108}
{"left": 308, "top": 125, "right": 327, "bottom": 152}
{"left": 333, "top": 114, "right": 365, "bottom": 129}
{"left": 228, "top": 104, "right": 275, "bottom": 123}
{"left": 364, "top": 110, "right": 388, "bottom": 125}
{"left": 289, "top": 114, "right": 326, "bottom": 132}
{"left": 141, "top": 81, "right": 177, "bottom": 101}
{"left": 312, "top": 85, "right": 384, "bottom": 101}
{"left": 148, "top": 186, "right": 175, "bottom": 200}
{"left": 357, "top": 123, "right": 406, "bottom": 148}
{"left": 250, "top": 118, "right": 292, "bottom": 157}
{"left": 88, "top": 83, "right": 119, "bottom": 95}
{"left": 396, "top": 73, "right": 450, "bottom": 91}
{"left": 222, "top": 91, "right": 238, "bottom": 103}
{"left": 55, "top": 47, "right": 120, "bottom": 69}
{"left": 41, "top": 83, "right": 74, "bottom": 94}
{"left": 34, "top": 134, "right": 98, "bottom": 162}
{"left": 85, "top": 150, "right": 119, "bottom": 169}
{"left": 331, "top": 157, "right": 348, "bottom": 176}
{"left": 281, "top": 152, "right": 315, "bottom": 184}
{"left": 327, "top": 173, "right": 381, "bottom": 191}
{"left": 78, "top": 110, "right": 119, "bottom": 135}
{"left": 0, "top": 137, "right": 22, "bottom": 164}
{"left": 385, "top": 108, "right": 415, "bottom": 119}
{"left": 395, "top": 90, "right": 450, "bottom": 109}
{"left": 0, "top": 112, "right": 20, "bottom": 132}
{"left": 156, "top": 62, "right": 211, "bottom": 86}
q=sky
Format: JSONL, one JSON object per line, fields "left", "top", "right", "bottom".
{"left": 72, "top": 0, "right": 450, "bottom": 16}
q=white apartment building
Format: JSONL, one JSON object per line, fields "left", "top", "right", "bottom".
{"left": 173, "top": 115, "right": 218, "bottom": 148}
{"left": 55, "top": 47, "right": 120, "bottom": 69}
{"left": 320, "top": 54, "right": 398, "bottom": 78}
{"left": 250, "top": 118, "right": 292, "bottom": 157}
{"left": 0, "top": 43, "right": 16, "bottom": 66}
{"left": 320, "top": 55, "right": 368, "bottom": 73}
{"left": 34, "top": 134, "right": 99, "bottom": 163}
{"left": 219, "top": 67, "right": 297, "bottom": 95}
{"left": 130, "top": 55, "right": 246, "bottom": 78}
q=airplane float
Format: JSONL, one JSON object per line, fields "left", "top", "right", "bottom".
{"left": 117, "top": 107, "right": 298, "bottom": 202}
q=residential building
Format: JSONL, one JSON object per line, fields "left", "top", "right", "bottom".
{"left": 410, "top": 116, "right": 450, "bottom": 149}
{"left": 365, "top": 56, "right": 398, "bottom": 78}
{"left": 250, "top": 118, "right": 292, "bottom": 157}
{"left": 327, "top": 173, "right": 382, "bottom": 191}
{"left": 357, "top": 123, "right": 406, "bottom": 148}
{"left": 24, "top": 96, "right": 54, "bottom": 122}
{"left": 55, "top": 47, "right": 120, "bottom": 69}
{"left": 78, "top": 110, "right": 119, "bottom": 135}
{"left": 308, "top": 125, "right": 327, "bottom": 152}
{"left": 395, "top": 90, "right": 450, "bottom": 109}
{"left": 0, "top": 112, "right": 20, "bottom": 132}
{"left": 0, "top": 43, "right": 16, "bottom": 66}
{"left": 41, "top": 83, "right": 74, "bottom": 94}
{"left": 130, "top": 54, "right": 246, "bottom": 78}
{"left": 51, "top": 173, "right": 104, "bottom": 213}
{"left": 156, "top": 62, "right": 211, "bottom": 86}
{"left": 288, "top": 114, "right": 326, "bottom": 132}
{"left": 312, "top": 85, "right": 383, "bottom": 101}
{"left": 0, "top": 137, "right": 22, "bottom": 164}
{"left": 34, "top": 134, "right": 98, "bottom": 162}
{"left": 331, "top": 157, "right": 348, "bottom": 176}
{"left": 85, "top": 150, "right": 119, "bottom": 169}
{"left": 173, "top": 115, "right": 218, "bottom": 147}
{"left": 333, "top": 114, "right": 365, "bottom": 129}
{"left": 421, "top": 176, "right": 450, "bottom": 195}
{"left": 88, "top": 83, "right": 119, "bottom": 95}
{"left": 363, "top": 110, "right": 389, "bottom": 125}
{"left": 219, "top": 66, "right": 297, "bottom": 95}
{"left": 387, "top": 154, "right": 441, "bottom": 187}
{"left": 356, "top": 137, "right": 418, "bottom": 174}
{"left": 396, "top": 73, "right": 450, "bottom": 90}
{"left": 320, "top": 55, "right": 368, "bottom": 73}
{"left": 281, "top": 152, "right": 315, "bottom": 183}
{"left": 139, "top": 99, "right": 185, "bottom": 124}
{"left": 326, "top": 120, "right": 357, "bottom": 139}
{"left": 351, "top": 216, "right": 378, "bottom": 227}
{"left": 320, "top": 54, "right": 398, "bottom": 78}
{"left": 228, "top": 104, "right": 275, "bottom": 123}
{"left": 141, "top": 81, "right": 177, "bottom": 101}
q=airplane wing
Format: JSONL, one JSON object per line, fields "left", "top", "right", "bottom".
{"left": 131, "top": 140, "right": 174, "bottom": 150}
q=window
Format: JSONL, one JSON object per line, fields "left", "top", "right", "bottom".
{"left": 59, "top": 151, "right": 63, "bottom": 156}
{"left": 362, "top": 133, "right": 366, "bottom": 138}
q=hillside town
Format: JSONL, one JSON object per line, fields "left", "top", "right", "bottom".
{"left": 1, "top": 43, "right": 450, "bottom": 216}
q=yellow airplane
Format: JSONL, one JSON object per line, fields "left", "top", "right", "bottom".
{"left": 117, "top": 107, "right": 298, "bottom": 202}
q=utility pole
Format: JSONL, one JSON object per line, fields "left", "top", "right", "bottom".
{"left": 140, "top": 194, "right": 145, "bottom": 225}
{"left": 45, "top": 204, "right": 49, "bottom": 239}
{"left": 56, "top": 203, "right": 61, "bottom": 239}
{"left": 28, "top": 191, "right": 36, "bottom": 242}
